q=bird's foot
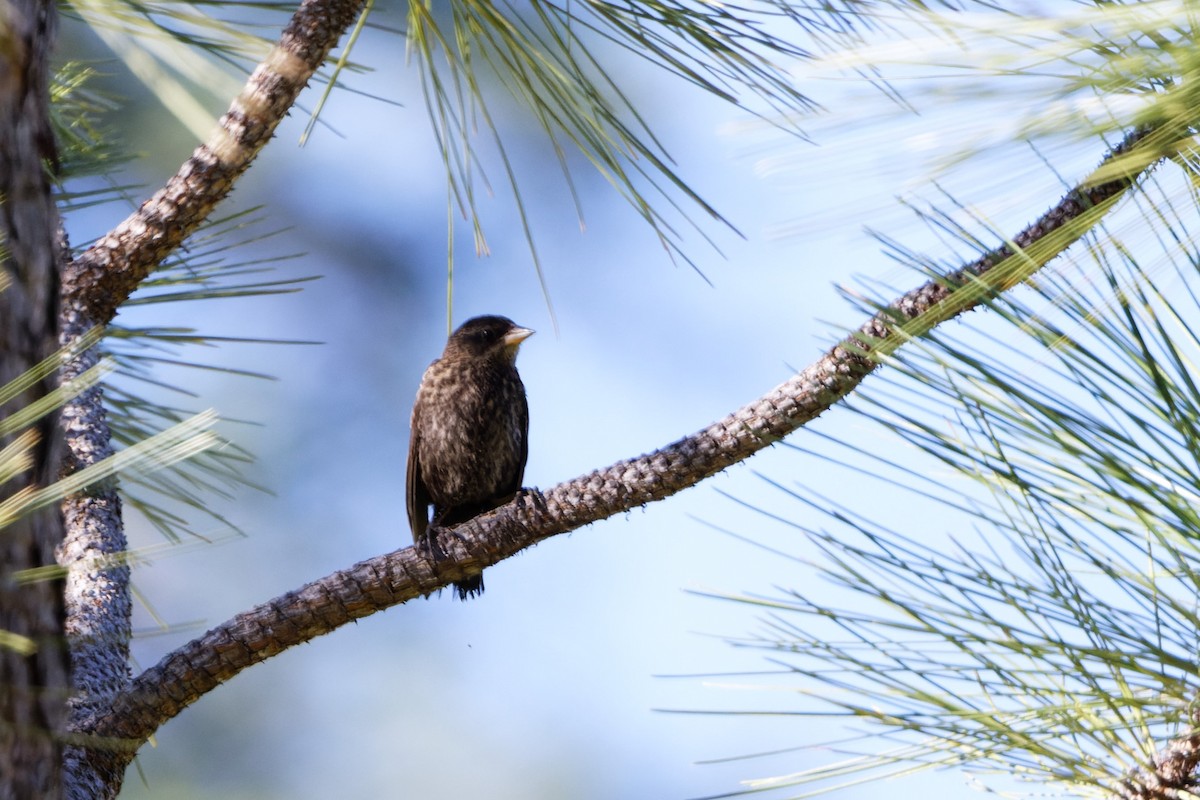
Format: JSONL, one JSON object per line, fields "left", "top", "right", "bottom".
{"left": 514, "top": 487, "right": 547, "bottom": 515}
{"left": 417, "top": 531, "right": 446, "bottom": 563}
{"left": 429, "top": 521, "right": 475, "bottom": 554}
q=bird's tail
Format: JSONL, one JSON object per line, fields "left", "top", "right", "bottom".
{"left": 453, "top": 576, "right": 484, "bottom": 601}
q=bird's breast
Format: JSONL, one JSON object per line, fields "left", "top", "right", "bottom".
{"left": 414, "top": 360, "right": 527, "bottom": 507}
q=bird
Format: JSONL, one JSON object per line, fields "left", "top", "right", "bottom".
{"left": 406, "top": 315, "right": 534, "bottom": 599}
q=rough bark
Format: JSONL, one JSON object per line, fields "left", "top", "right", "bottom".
{"left": 0, "top": 0, "right": 66, "bottom": 796}
{"left": 1115, "top": 712, "right": 1200, "bottom": 800}
{"left": 72, "top": 126, "right": 1155, "bottom": 777}
{"left": 56, "top": 301, "right": 129, "bottom": 800}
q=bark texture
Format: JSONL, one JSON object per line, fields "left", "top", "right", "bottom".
{"left": 57, "top": 300, "right": 129, "bottom": 800}
{"left": 1116, "top": 714, "right": 1200, "bottom": 800}
{"left": 0, "top": 0, "right": 66, "bottom": 796}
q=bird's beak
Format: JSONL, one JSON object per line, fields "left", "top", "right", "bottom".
{"left": 503, "top": 327, "right": 535, "bottom": 348}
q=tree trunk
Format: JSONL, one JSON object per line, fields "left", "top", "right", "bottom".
{"left": 0, "top": 0, "right": 67, "bottom": 796}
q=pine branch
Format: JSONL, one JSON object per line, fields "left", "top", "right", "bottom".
{"left": 73, "top": 125, "right": 1160, "bottom": 776}
{"left": 60, "top": 0, "right": 365, "bottom": 325}
{"left": 1116, "top": 716, "right": 1200, "bottom": 800}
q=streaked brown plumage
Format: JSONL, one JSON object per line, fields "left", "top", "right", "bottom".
{"left": 406, "top": 315, "right": 533, "bottom": 599}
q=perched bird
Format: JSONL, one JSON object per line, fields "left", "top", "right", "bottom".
{"left": 406, "top": 315, "right": 534, "bottom": 599}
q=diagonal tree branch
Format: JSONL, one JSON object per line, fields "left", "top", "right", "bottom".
{"left": 75, "top": 125, "right": 1160, "bottom": 772}
{"left": 60, "top": 0, "right": 366, "bottom": 325}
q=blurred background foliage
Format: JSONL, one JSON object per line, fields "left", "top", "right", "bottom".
{"left": 23, "top": 0, "right": 1200, "bottom": 797}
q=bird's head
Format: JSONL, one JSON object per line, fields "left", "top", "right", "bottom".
{"left": 445, "top": 315, "right": 534, "bottom": 363}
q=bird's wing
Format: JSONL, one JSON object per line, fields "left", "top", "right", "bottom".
{"left": 515, "top": 388, "right": 530, "bottom": 487}
{"left": 406, "top": 425, "right": 430, "bottom": 543}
